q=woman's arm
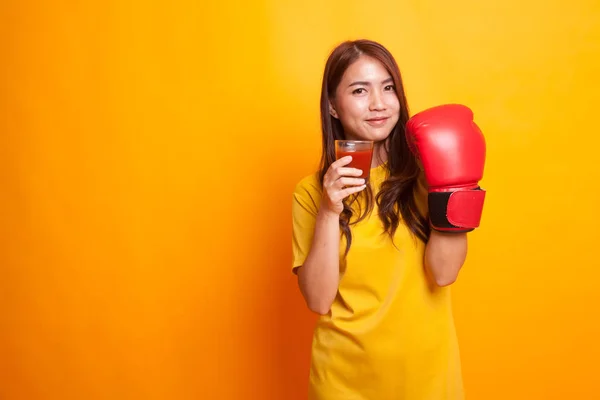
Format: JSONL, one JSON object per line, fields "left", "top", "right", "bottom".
{"left": 424, "top": 231, "right": 468, "bottom": 286}
{"left": 297, "top": 209, "right": 342, "bottom": 315}
{"left": 295, "top": 157, "right": 366, "bottom": 315}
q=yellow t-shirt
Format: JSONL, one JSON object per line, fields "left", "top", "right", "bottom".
{"left": 291, "top": 163, "right": 464, "bottom": 400}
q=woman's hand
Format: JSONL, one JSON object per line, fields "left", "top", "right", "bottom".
{"left": 320, "top": 156, "right": 366, "bottom": 216}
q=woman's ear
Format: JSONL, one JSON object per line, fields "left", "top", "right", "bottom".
{"left": 329, "top": 100, "right": 338, "bottom": 119}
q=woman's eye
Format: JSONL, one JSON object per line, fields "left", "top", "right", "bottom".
{"left": 384, "top": 85, "right": 395, "bottom": 91}
{"left": 352, "top": 88, "right": 366, "bottom": 95}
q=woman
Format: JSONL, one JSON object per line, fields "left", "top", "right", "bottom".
{"left": 291, "top": 39, "right": 486, "bottom": 399}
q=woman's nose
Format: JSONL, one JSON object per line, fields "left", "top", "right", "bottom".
{"left": 369, "top": 92, "right": 385, "bottom": 111}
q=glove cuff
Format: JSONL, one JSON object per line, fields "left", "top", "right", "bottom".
{"left": 428, "top": 187, "right": 486, "bottom": 233}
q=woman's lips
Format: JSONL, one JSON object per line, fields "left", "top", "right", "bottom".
{"left": 366, "top": 117, "right": 389, "bottom": 126}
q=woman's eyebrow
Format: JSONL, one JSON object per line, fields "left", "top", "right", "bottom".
{"left": 348, "top": 77, "right": 393, "bottom": 87}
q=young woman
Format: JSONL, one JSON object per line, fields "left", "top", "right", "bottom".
{"left": 291, "top": 39, "right": 486, "bottom": 399}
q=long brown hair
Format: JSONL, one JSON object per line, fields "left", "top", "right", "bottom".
{"left": 318, "top": 39, "right": 430, "bottom": 255}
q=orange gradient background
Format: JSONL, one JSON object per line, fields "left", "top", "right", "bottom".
{"left": 1, "top": 0, "right": 599, "bottom": 399}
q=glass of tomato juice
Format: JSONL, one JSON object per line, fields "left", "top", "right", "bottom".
{"left": 334, "top": 140, "right": 374, "bottom": 182}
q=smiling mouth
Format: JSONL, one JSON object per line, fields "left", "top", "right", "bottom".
{"left": 366, "top": 117, "right": 389, "bottom": 124}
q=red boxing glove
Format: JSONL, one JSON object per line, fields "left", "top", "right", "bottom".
{"left": 406, "top": 104, "right": 486, "bottom": 232}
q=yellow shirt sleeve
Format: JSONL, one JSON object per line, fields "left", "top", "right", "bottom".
{"left": 291, "top": 174, "right": 321, "bottom": 274}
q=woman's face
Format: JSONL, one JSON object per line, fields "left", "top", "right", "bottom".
{"left": 330, "top": 55, "right": 400, "bottom": 142}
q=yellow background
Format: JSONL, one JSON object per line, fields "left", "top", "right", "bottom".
{"left": 1, "top": 0, "right": 599, "bottom": 399}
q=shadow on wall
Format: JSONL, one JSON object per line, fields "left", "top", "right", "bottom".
{"left": 242, "top": 140, "right": 320, "bottom": 399}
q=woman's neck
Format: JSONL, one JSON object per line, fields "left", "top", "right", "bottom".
{"left": 372, "top": 141, "right": 388, "bottom": 168}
